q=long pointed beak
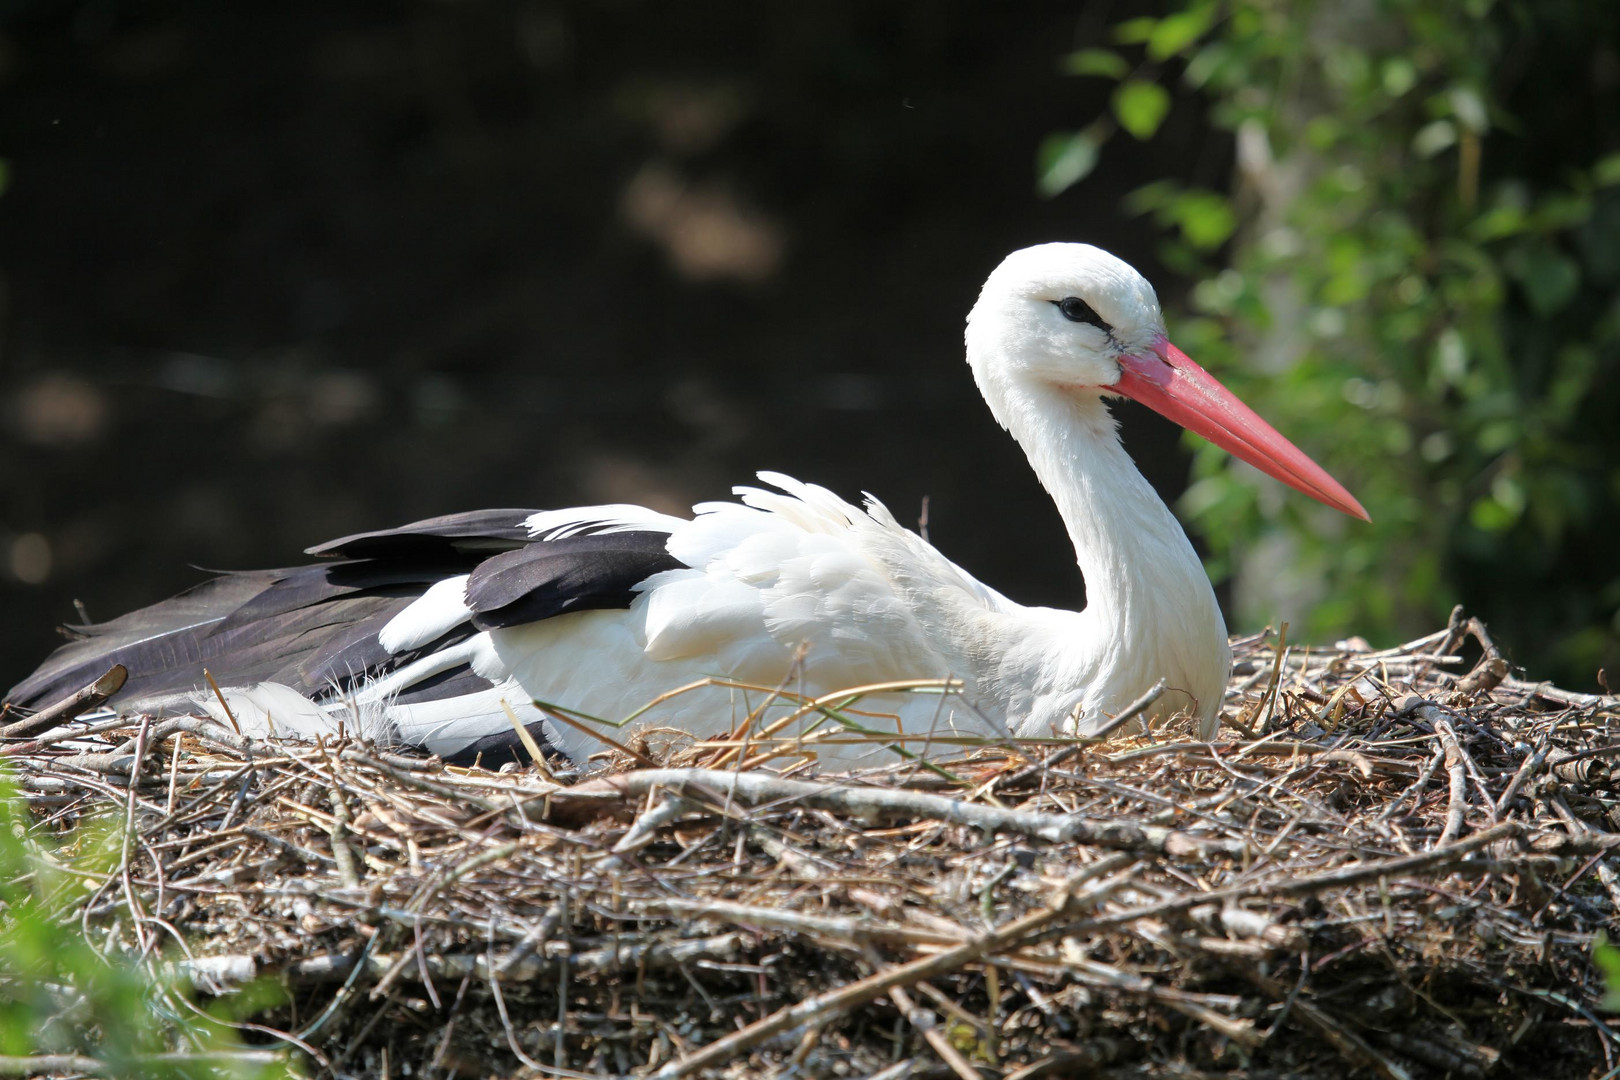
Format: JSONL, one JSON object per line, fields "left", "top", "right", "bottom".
{"left": 1112, "top": 338, "right": 1370, "bottom": 521}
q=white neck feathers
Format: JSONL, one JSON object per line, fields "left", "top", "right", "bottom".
{"left": 968, "top": 356, "right": 1228, "bottom": 735}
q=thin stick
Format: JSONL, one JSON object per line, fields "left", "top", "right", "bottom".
{"left": 1259, "top": 622, "right": 1290, "bottom": 733}
{"left": 1376, "top": 745, "right": 1444, "bottom": 824}
{"left": 1047, "top": 820, "right": 1523, "bottom": 943}
{"left": 1003, "top": 679, "right": 1168, "bottom": 788}
{"left": 888, "top": 983, "right": 979, "bottom": 1080}
{"left": 165, "top": 733, "right": 184, "bottom": 816}
{"left": 0, "top": 664, "right": 127, "bottom": 738}
{"left": 705, "top": 651, "right": 808, "bottom": 770}
{"left": 0, "top": 1051, "right": 286, "bottom": 1076}
{"left": 1435, "top": 720, "right": 1468, "bottom": 847}
{"left": 202, "top": 668, "right": 242, "bottom": 737}
{"left": 1088, "top": 677, "right": 1169, "bottom": 739}
{"left": 1495, "top": 734, "right": 1552, "bottom": 815}
{"left": 532, "top": 701, "right": 661, "bottom": 768}
{"left": 547, "top": 768, "right": 1245, "bottom": 857}
{"left": 500, "top": 698, "right": 552, "bottom": 773}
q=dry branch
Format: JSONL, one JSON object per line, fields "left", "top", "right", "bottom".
{"left": 546, "top": 767, "right": 1245, "bottom": 857}
{"left": 0, "top": 665, "right": 127, "bottom": 739}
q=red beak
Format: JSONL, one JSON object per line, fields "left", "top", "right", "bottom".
{"left": 1113, "top": 338, "right": 1370, "bottom": 521}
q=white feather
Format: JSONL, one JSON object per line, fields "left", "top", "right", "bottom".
{"left": 524, "top": 504, "right": 686, "bottom": 540}
{"left": 354, "top": 632, "right": 506, "bottom": 704}
{"left": 378, "top": 575, "right": 473, "bottom": 654}
{"left": 385, "top": 680, "right": 555, "bottom": 759}
{"left": 194, "top": 682, "right": 387, "bottom": 744}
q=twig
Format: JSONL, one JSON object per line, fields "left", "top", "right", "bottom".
{"left": 1377, "top": 745, "right": 1444, "bottom": 824}
{"left": 1435, "top": 719, "right": 1469, "bottom": 847}
{"left": 187, "top": 933, "right": 745, "bottom": 988}
{"left": 1456, "top": 653, "right": 1510, "bottom": 696}
{"left": 327, "top": 784, "right": 362, "bottom": 889}
{"left": 610, "top": 793, "right": 697, "bottom": 856}
{"left": 0, "top": 1051, "right": 286, "bottom": 1076}
{"left": 499, "top": 697, "right": 552, "bottom": 772}
{"left": 0, "top": 664, "right": 127, "bottom": 738}
{"left": 1495, "top": 733, "right": 1551, "bottom": 815}
{"left": 888, "top": 982, "right": 980, "bottom": 1080}
{"left": 1090, "top": 677, "right": 1172, "bottom": 740}
{"left": 1050, "top": 948, "right": 1259, "bottom": 1044}
{"left": 640, "top": 898, "right": 954, "bottom": 947}
{"left": 1051, "top": 821, "right": 1524, "bottom": 941}
{"left": 1259, "top": 622, "right": 1290, "bottom": 733}
{"left": 1002, "top": 679, "right": 1168, "bottom": 787}
{"left": 0, "top": 712, "right": 142, "bottom": 757}
{"left": 550, "top": 768, "right": 1245, "bottom": 856}
{"left": 202, "top": 668, "right": 242, "bottom": 737}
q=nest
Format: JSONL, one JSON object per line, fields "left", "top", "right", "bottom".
{"left": 4, "top": 611, "right": 1620, "bottom": 1079}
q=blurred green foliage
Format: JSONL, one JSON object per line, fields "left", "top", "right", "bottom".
{"left": 1047, "top": 0, "right": 1620, "bottom": 686}
{"left": 0, "top": 779, "right": 290, "bottom": 1078}
{"left": 1597, "top": 932, "right": 1620, "bottom": 1012}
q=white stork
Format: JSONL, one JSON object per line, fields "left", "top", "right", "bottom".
{"left": 6, "top": 243, "right": 1365, "bottom": 766}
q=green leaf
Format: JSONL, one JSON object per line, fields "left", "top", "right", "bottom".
{"left": 1449, "top": 86, "right": 1489, "bottom": 134}
{"left": 1534, "top": 192, "right": 1592, "bottom": 231}
{"left": 1174, "top": 191, "right": 1236, "bottom": 250}
{"left": 1182, "top": 42, "right": 1226, "bottom": 89}
{"left": 1476, "top": 419, "right": 1521, "bottom": 455}
{"left": 1113, "top": 17, "right": 1158, "bottom": 45}
{"left": 1123, "top": 178, "right": 1181, "bottom": 216}
{"left": 1036, "top": 131, "right": 1100, "bottom": 198}
{"left": 1381, "top": 57, "right": 1417, "bottom": 97}
{"left": 1594, "top": 933, "right": 1620, "bottom": 1012}
{"left": 1594, "top": 153, "right": 1620, "bottom": 187}
{"left": 1147, "top": 6, "right": 1215, "bottom": 60}
{"left": 1508, "top": 242, "right": 1580, "bottom": 315}
{"left": 1412, "top": 120, "right": 1457, "bottom": 158}
{"left": 1113, "top": 81, "right": 1171, "bottom": 140}
{"left": 1060, "top": 48, "right": 1129, "bottom": 79}
{"left": 1469, "top": 496, "right": 1517, "bottom": 532}
{"left": 1305, "top": 116, "right": 1342, "bottom": 151}
{"left": 1491, "top": 473, "right": 1526, "bottom": 516}
{"left": 1469, "top": 205, "right": 1528, "bottom": 241}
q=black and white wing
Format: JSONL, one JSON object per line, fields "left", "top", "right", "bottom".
{"left": 5, "top": 505, "right": 687, "bottom": 765}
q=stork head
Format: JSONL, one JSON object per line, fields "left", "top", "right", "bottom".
{"left": 966, "top": 242, "right": 1368, "bottom": 521}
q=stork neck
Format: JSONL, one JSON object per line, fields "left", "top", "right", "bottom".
{"left": 998, "top": 381, "right": 1213, "bottom": 635}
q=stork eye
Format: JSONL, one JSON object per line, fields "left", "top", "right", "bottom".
{"left": 1056, "top": 296, "right": 1110, "bottom": 332}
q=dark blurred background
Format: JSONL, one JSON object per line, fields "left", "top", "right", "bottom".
{"left": 3, "top": 1, "right": 1617, "bottom": 691}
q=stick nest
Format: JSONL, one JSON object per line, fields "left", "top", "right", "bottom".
{"left": 6, "top": 614, "right": 1620, "bottom": 1079}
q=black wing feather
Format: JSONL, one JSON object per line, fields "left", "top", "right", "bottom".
{"left": 465, "top": 531, "right": 683, "bottom": 629}
{"left": 307, "top": 509, "right": 537, "bottom": 561}
{"left": 390, "top": 664, "right": 494, "bottom": 707}
{"left": 440, "top": 719, "right": 560, "bottom": 768}
{"left": 5, "top": 572, "right": 278, "bottom": 709}
{"left": 7, "top": 512, "right": 691, "bottom": 727}
{"left": 214, "top": 561, "right": 464, "bottom": 634}
{"left": 292, "top": 613, "right": 480, "bottom": 700}
{"left": 119, "top": 591, "right": 406, "bottom": 703}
